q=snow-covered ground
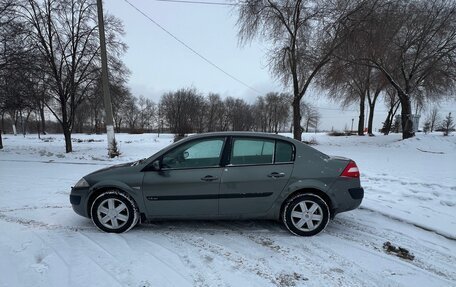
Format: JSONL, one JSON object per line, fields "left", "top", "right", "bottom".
{"left": 0, "top": 132, "right": 455, "bottom": 287}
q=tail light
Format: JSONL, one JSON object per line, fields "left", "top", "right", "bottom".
{"left": 340, "top": 161, "right": 360, "bottom": 178}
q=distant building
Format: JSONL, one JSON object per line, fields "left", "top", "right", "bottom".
{"left": 394, "top": 114, "right": 421, "bottom": 132}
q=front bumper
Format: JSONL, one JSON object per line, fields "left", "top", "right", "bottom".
{"left": 70, "top": 187, "right": 90, "bottom": 218}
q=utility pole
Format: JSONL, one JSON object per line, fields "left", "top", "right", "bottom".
{"left": 96, "top": 0, "right": 116, "bottom": 157}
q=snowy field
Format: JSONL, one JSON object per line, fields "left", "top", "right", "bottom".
{"left": 0, "top": 132, "right": 455, "bottom": 287}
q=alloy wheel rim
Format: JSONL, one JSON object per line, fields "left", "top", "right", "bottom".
{"left": 291, "top": 200, "right": 323, "bottom": 232}
{"left": 97, "top": 198, "right": 130, "bottom": 229}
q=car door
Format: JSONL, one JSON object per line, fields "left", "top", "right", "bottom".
{"left": 142, "top": 137, "right": 226, "bottom": 218}
{"left": 219, "top": 137, "right": 294, "bottom": 216}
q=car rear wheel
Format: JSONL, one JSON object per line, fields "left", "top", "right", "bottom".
{"left": 282, "top": 194, "right": 330, "bottom": 236}
{"left": 90, "top": 190, "right": 139, "bottom": 233}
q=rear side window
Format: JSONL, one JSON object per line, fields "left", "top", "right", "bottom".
{"left": 231, "top": 138, "right": 274, "bottom": 165}
{"left": 275, "top": 141, "right": 294, "bottom": 163}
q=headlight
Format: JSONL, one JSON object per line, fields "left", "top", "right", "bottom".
{"left": 74, "top": 178, "right": 89, "bottom": 188}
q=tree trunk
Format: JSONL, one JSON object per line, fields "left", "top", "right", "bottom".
{"left": 0, "top": 130, "right": 3, "bottom": 149}
{"left": 22, "top": 111, "right": 31, "bottom": 136}
{"left": 367, "top": 103, "right": 375, "bottom": 135}
{"left": 39, "top": 104, "right": 46, "bottom": 135}
{"left": 358, "top": 95, "right": 365, "bottom": 136}
{"left": 1, "top": 113, "right": 4, "bottom": 134}
{"left": 367, "top": 88, "right": 381, "bottom": 135}
{"left": 19, "top": 110, "right": 24, "bottom": 136}
{"left": 116, "top": 119, "right": 122, "bottom": 133}
{"left": 292, "top": 98, "right": 302, "bottom": 141}
{"left": 36, "top": 112, "right": 41, "bottom": 139}
{"left": 383, "top": 99, "right": 400, "bottom": 135}
{"left": 383, "top": 108, "right": 393, "bottom": 135}
{"left": 399, "top": 95, "right": 414, "bottom": 139}
{"left": 62, "top": 122, "right": 73, "bottom": 153}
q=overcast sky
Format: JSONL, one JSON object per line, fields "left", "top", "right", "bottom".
{"left": 104, "top": 0, "right": 454, "bottom": 131}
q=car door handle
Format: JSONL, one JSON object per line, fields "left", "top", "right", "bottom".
{"left": 201, "top": 175, "right": 219, "bottom": 182}
{"left": 268, "top": 172, "right": 285, "bottom": 178}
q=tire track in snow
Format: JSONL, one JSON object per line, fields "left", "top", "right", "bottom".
{"left": 151, "top": 226, "right": 282, "bottom": 286}
{"left": 363, "top": 174, "right": 456, "bottom": 191}
{"left": 1, "top": 205, "right": 454, "bottom": 285}
{"left": 0, "top": 206, "right": 96, "bottom": 232}
{"left": 118, "top": 233, "right": 195, "bottom": 286}
{"left": 221, "top": 221, "right": 391, "bottom": 286}
{"left": 0, "top": 158, "right": 112, "bottom": 166}
{"left": 327, "top": 211, "right": 456, "bottom": 282}
{"left": 151, "top": 221, "right": 364, "bottom": 286}
{"left": 135, "top": 228, "right": 225, "bottom": 287}
{"left": 358, "top": 206, "right": 456, "bottom": 241}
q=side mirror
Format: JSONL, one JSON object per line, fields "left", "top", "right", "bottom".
{"left": 151, "top": 160, "right": 161, "bottom": 171}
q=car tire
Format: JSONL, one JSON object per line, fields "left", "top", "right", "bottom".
{"left": 282, "top": 194, "right": 330, "bottom": 236}
{"left": 90, "top": 190, "right": 139, "bottom": 233}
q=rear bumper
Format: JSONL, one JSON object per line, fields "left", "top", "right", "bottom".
{"left": 328, "top": 179, "right": 364, "bottom": 216}
{"left": 70, "top": 187, "right": 90, "bottom": 218}
{"left": 348, "top": 187, "right": 364, "bottom": 200}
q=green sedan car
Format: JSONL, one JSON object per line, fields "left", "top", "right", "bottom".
{"left": 70, "top": 132, "right": 363, "bottom": 236}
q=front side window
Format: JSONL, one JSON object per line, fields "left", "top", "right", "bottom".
{"left": 230, "top": 138, "right": 275, "bottom": 165}
{"left": 162, "top": 138, "right": 225, "bottom": 169}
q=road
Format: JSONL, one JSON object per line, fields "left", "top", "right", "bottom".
{"left": 0, "top": 160, "right": 455, "bottom": 287}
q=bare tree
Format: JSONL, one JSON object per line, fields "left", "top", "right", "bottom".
{"left": 73, "top": 99, "right": 91, "bottom": 133}
{"left": 111, "top": 83, "right": 132, "bottom": 133}
{"left": 160, "top": 88, "right": 205, "bottom": 137}
{"left": 301, "top": 101, "right": 321, "bottom": 133}
{"left": 423, "top": 120, "right": 431, "bottom": 134}
{"left": 1, "top": 47, "right": 36, "bottom": 136}
{"left": 0, "top": 0, "right": 19, "bottom": 71}
{"left": 320, "top": 60, "right": 371, "bottom": 135}
{"left": 224, "top": 97, "right": 253, "bottom": 131}
{"left": 266, "top": 92, "right": 290, "bottom": 133}
{"left": 381, "top": 87, "right": 400, "bottom": 135}
{"left": 79, "top": 59, "right": 131, "bottom": 133}
{"left": 122, "top": 94, "right": 139, "bottom": 133}
{"left": 1, "top": 0, "right": 25, "bottom": 138}
{"left": 426, "top": 107, "right": 441, "bottom": 133}
{"left": 342, "top": 0, "right": 456, "bottom": 139}
{"left": 235, "top": 0, "right": 373, "bottom": 140}
{"left": 137, "top": 95, "right": 156, "bottom": 132}
{"left": 254, "top": 92, "right": 290, "bottom": 133}
{"left": 20, "top": 0, "right": 127, "bottom": 152}
{"left": 253, "top": 96, "right": 268, "bottom": 132}
{"left": 205, "top": 93, "right": 226, "bottom": 132}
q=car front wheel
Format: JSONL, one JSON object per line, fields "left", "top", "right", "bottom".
{"left": 282, "top": 194, "right": 330, "bottom": 236}
{"left": 90, "top": 190, "right": 139, "bottom": 233}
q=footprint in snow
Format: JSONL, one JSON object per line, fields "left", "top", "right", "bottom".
{"left": 12, "top": 241, "right": 32, "bottom": 253}
{"left": 31, "top": 263, "right": 48, "bottom": 274}
{"left": 440, "top": 200, "right": 455, "bottom": 207}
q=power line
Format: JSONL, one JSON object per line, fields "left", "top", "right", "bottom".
{"left": 122, "top": 0, "right": 262, "bottom": 95}
{"left": 155, "top": 0, "right": 237, "bottom": 6}
{"left": 154, "top": 0, "right": 441, "bottom": 12}
{"left": 317, "top": 106, "right": 357, "bottom": 112}
{"left": 154, "top": 0, "right": 312, "bottom": 10}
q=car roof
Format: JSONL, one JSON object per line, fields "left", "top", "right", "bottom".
{"left": 186, "top": 131, "right": 296, "bottom": 142}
